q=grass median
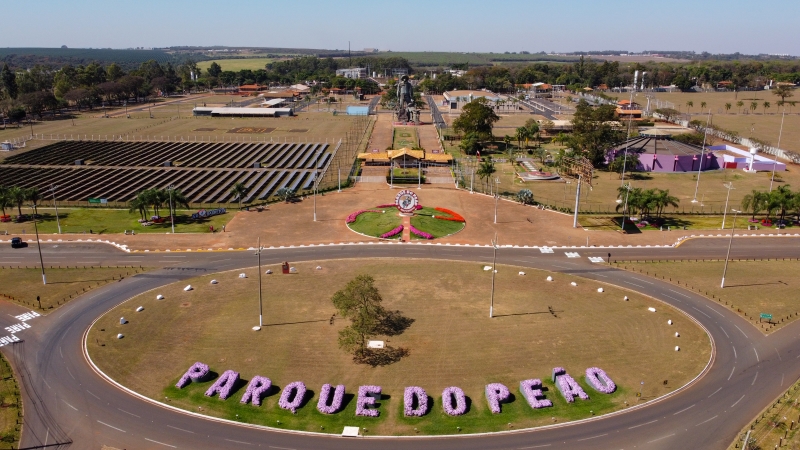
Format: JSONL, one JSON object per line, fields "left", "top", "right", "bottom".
{"left": 87, "top": 259, "right": 709, "bottom": 435}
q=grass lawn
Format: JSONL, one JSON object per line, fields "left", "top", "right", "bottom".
{"left": 0, "top": 208, "right": 232, "bottom": 235}
{"left": 0, "top": 355, "right": 20, "bottom": 448}
{"left": 87, "top": 259, "right": 709, "bottom": 435}
{"left": 410, "top": 207, "right": 465, "bottom": 239}
{"left": 0, "top": 267, "right": 149, "bottom": 310}
{"left": 620, "top": 260, "right": 800, "bottom": 333}
{"left": 346, "top": 207, "right": 402, "bottom": 238}
{"left": 196, "top": 58, "right": 275, "bottom": 72}
{"left": 580, "top": 214, "right": 755, "bottom": 232}
{"left": 729, "top": 378, "right": 800, "bottom": 450}
{"left": 393, "top": 127, "right": 418, "bottom": 149}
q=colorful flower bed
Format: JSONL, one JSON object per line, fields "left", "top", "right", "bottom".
{"left": 346, "top": 209, "right": 382, "bottom": 224}
{"left": 175, "top": 362, "right": 209, "bottom": 388}
{"left": 441, "top": 386, "right": 468, "bottom": 416}
{"left": 204, "top": 370, "right": 239, "bottom": 400}
{"left": 240, "top": 376, "right": 271, "bottom": 406}
{"left": 519, "top": 379, "right": 552, "bottom": 409}
{"left": 585, "top": 367, "right": 616, "bottom": 394}
{"left": 434, "top": 207, "right": 466, "bottom": 222}
{"left": 356, "top": 385, "right": 382, "bottom": 417}
{"left": 380, "top": 225, "right": 404, "bottom": 239}
{"left": 317, "top": 383, "right": 345, "bottom": 414}
{"left": 552, "top": 367, "right": 589, "bottom": 403}
{"left": 409, "top": 225, "right": 433, "bottom": 240}
{"left": 404, "top": 386, "right": 429, "bottom": 417}
{"left": 485, "top": 383, "right": 511, "bottom": 414}
{"left": 278, "top": 381, "right": 306, "bottom": 414}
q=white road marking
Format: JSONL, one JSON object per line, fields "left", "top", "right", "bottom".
{"left": 66, "top": 366, "right": 75, "bottom": 380}
{"left": 85, "top": 390, "right": 100, "bottom": 400}
{"left": 720, "top": 327, "right": 730, "bottom": 338}
{"left": 97, "top": 420, "right": 126, "bottom": 432}
{"left": 118, "top": 408, "right": 140, "bottom": 418}
{"left": 776, "top": 348, "right": 782, "bottom": 361}
{"left": 708, "top": 387, "right": 722, "bottom": 398}
{"left": 734, "top": 324, "right": 748, "bottom": 338}
{"left": 59, "top": 346, "right": 63, "bottom": 358}
{"left": 62, "top": 400, "right": 78, "bottom": 411}
{"left": 732, "top": 395, "right": 746, "bottom": 408}
{"left": 539, "top": 247, "right": 554, "bottom": 254}
{"left": 226, "top": 439, "right": 253, "bottom": 445}
{"left": 668, "top": 289, "right": 690, "bottom": 298}
{"left": 691, "top": 307, "right": 711, "bottom": 318}
{"left": 733, "top": 346, "right": 737, "bottom": 359}
{"left": 564, "top": 252, "right": 580, "bottom": 258}
{"left": 588, "top": 256, "right": 605, "bottom": 263}
{"left": 696, "top": 415, "right": 718, "bottom": 426}
{"left": 782, "top": 373, "right": 785, "bottom": 386}
{"left": 625, "top": 281, "right": 646, "bottom": 288}
{"left": 167, "top": 425, "right": 195, "bottom": 433}
{"left": 754, "top": 347, "right": 759, "bottom": 362}
{"left": 576, "top": 433, "right": 608, "bottom": 441}
{"left": 518, "top": 445, "right": 552, "bottom": 449}
{"left": 752, "top": 372, "right": 759, "bottom": 386}
{"left": 706, "top": 306, "right": 725, "bottom": 317}
{"left": 631, "top": 278, "right": 654, "bottom": 284}
{"left": 594, "top": 273, "right": 608, "bottom": 278}
{"left": 628, "top": 419, "right": 658, "bottom": 429}
{"left": 728, "top": 367, "right": 736, "bottom": 381}
{"left": 268, "top": 447, "right": 296, "bottom": 450}
{"left": 647, "top": 433, "right": 676, "bottom": 443}
{"left": 673, "top": 404, "right": 695, "bottom": 415}
{"left": 145, "top": 438, "right": 177, "bottom": 448}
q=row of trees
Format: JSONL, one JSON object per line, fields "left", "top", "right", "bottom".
{"left": 741, "top": 186, "right": 798, "bottom": 224}
{"left": 0, "top": 186, "right": 42, "bottom": 217}
{"left": 615, "top": 187, "right": 680, "bottom": 218}
{"left": 127, "top": 188, "right": 189, "bottom": 221}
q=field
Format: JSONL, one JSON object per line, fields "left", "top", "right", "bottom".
{"left": 87, "top": 259, "right": 709, "bottom": 435}
{"left": 634, "top": 90, "right": 800, "bottom": 153}
{"left": 621, "top": 260, "right": 800, "bottom": 332}
{"left": 0, "top": 208, "right": 231, "bottom": 234}
{"left": 729, "top": 378, "right": 800, "bottom": 450}
{"left": 0, "top": 355, "right": 20, "bottom": 449}
{"left": 369, "top": 52, "right": 687, "bottom": 67}
{"left": 197, "top": 58, "right": 276, "bottom": 72}
{"left": 0, "top": 267, "right": 148, "bottom": 310}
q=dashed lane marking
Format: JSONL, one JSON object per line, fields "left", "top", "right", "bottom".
{"left": 696, "top": 415, "right": 718, "bottom": 426}
{"left": 628, "top": 419, "right": 658, "bottom": 429}
{"left": 732, "top": 395, "right": 746, "bottom": 408}
{"left": 673, "top": 404, "right": 695, "bottom": 415}
{"left": 647, "top": 433, "right": 676, "bottom": 443}
{"left": 62, "top": 400, "right": 77, "bottom": 411}
{"left": 97, "top": 420, "right": 125, "bottom": 433}
{"left": 145, "top": 438, "right": 177, "bottom": 448}
{"left": 728, "top": 366, "right": 736, "bottom": 381}
{"left": 167, "top": 425, "right": 194, "bottom": 433}
{"left": 118, "top": 408, "right": 140, "bottom": 418}
{"left": 576, "top": 433, "right": 608, "bottom": 441}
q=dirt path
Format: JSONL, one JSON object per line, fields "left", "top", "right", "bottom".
{"left": 402, "top": 215, "right": 411, "bottom": 241}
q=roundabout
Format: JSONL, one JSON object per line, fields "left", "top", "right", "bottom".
{"left": 86, "top": 259, "right": 709, "bottom": 435}
{"left": 5, "top": 238, "right": 800, "bottom": 449}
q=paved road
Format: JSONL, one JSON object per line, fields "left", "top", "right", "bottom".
{"left": 3, "top": 237, "right": 800, "bottom": 449}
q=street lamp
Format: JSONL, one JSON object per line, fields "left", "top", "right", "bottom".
{"left": 313, "top": 148, "right": 322, "bottom": 222}
{"left": 490, "top": 233, "right": 498, "bottom": 318}
{"left": 620, "top": 183, "right": 632, "bottom": 231}
{"left": 721, "top": 209, "right": 741, "bottom": 288}
{"left": 769, "top": 108, "right": 786, "bottom": 192}
{"left": 255, "top": 238, "right": 264, "bottom": 327}
{"left": 493, "top": 177, "right": 500, "bottom": 224}
{"left": 48, "top": 184, "right": 61, "bottom": 234}
{"left": 721, "top": 182, "right": 735, "bottom": 229}
{"left": 169, "top": 184, "right": 175, "bottom": 234}
{"left": 32, "top": 201, "right": 46, "bottom": 285}
{"left": 691, "top": 110, "right": 712, "bottom": 203}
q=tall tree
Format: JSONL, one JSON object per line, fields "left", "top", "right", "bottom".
{"left": 773, "top": 85, "right": 794, "bottom": 103}
{"left": 452, "top": 97, "right": 500, "bottom": 142}
{"left": 565, "top": 100, "right": 623, "bottom": 166}
{"left": 741, "top": 190, "right": 766, "bottom": 220}
{"left": 229, "top": 182, "right": 250, "bottom": 209}
{"left": 7, "top": 186, "right": 26, "bottom": 216}
{"left": 332, "top": 275, "right": 387, "bottom": 358}
{"left": 1, "top": 64, "right": 18, "bottom": 99}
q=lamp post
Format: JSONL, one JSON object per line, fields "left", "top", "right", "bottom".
{"left": 313, "top": 148, "right": 321, "bottom": 222}
{"left": 691, "top": 110, "right": 712, "bottom": 204}
{"left": 169, "top": 184, "right": 175, "bottom": 233}
{"left": 721, "top": 209, "right": 741, "bottom": 288}
{"left": 620, "top": 183, "right": 632, "bottom": 231}
{"left": 494, "top": 177, "right": 500, "bottom": 224}
{"left": 769, "top": 108, "right": 786, "bottom": 192}
{"left": 490, "top": 233, "right": 498, "bottom": 318}
{"left": 32, "top": 202, "right": 46, "bottom": 285}
{"left": 49, "top": 184, "right": 61, "bottom": 234}
{"left": 721, "top": 182, "right": 735, "bottom": 229}
{"left": 255, "top": 238, "right": 264, "bottom": 327}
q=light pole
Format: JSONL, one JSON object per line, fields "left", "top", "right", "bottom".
{"left": 769, "top": 108, "right": 786, "bottom": 192}
{"left": 691, "top": 110, "right": 712, "bottom": 204}
{"left": 490, "top": 233, "right": 498, "bottom": 318}
{"left": 620, "top": 183, "right": 632, "bottom": 231}
{"left": 721, "top": 209, "right": 741, "bottom": 288}
{"left": 255, "top": 238, "right": 264, "bottom": 327}
{"left": 493, "top": 177, "right": 500, "bottom": 224}
{"left": 32, "top": 202, "right": 46, "bottom": 285}
{"left": 49, "top": 184, "right": 61, "bottom": 234}
{"left": 721, "top": 182, "right": 734, "bottom": 229}
{"left": 313, "top": 148, "right": 321, "bottom": 221}
{"left": 169, "top": 184, "right": 175, "bottom": 233}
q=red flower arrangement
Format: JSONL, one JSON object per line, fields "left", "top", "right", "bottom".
{"left": 434, "top": 207, "right": 465, "bottom": 222}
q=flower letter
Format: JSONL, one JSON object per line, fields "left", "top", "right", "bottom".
{"left": 356, "top": 385, "right": 382, "bottom": 417}
{"left": 175, "top": 362, "right": 209, "bottom": 389}
{"left": 317, "top": 384, "right": 345, "bottom": 414}
{"left": 403, "top": 386, "right": 429, "bottom": 417}
{"left": 240, "top": 376, "right": 272, "bottom": 406}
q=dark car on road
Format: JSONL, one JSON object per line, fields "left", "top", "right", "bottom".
{"left": 10, "top": 237, "right": 24, "bottom": 248}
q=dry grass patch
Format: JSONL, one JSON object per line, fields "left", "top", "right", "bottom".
{"left": 88, "top": 259, "right": 708, "bottom": 435}
{"left": 0, "top": 355, "right": 20, "bottom": 448}
{"left": 0, "top": 267, "right": 148, "bottom": 310}
{"left": 621, "top": 259, "right": 800, "bottom": 332}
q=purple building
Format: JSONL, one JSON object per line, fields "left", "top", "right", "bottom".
{"left": 606, "top": 132, "right": 719, "bottom": 173}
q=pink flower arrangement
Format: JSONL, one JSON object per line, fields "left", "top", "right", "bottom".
{"left": 240, "top": 376, "right": 271, "bottom": 406}
{"left": 356, "top": 385, "right": 382, "bottom": 417}
{"left": 519, "top": 379, "right": 552, "bottom": 409}
{"left": 346, "top": 209, "right": 381, "bottom": 224}
{"left": 585, "top": 367, "right": 616, "bottom": 394}
{"left": 204, "top": 370, "right": 239, "bottom": 400}
{"left": 175, "top": 362, "right": 209, "bottom": 388}
{"left": 442, "top": 386, "right": 467, "bottom": 416}
{"left": 485, "top": 383, "right": 510, "bottom": 414}
{"left": 403, "top": 386, "right": 429, "bottom": 417}
{"left": 410, "top": 225, "right": 433, "bottom": 239}
{"left": 380, "top": 225, "right": 404, "bottom": 239}
{"left": 552, "top": 367, "right": 589, "bottom": 403}
{"left": 317, "top": 384, "right": 345, "bottom": 414}
{"left": 376, "top": 204, "right": 397, "bottom": 208}
{"left": 278, "top": 381, "right": 307, "bottom": 414}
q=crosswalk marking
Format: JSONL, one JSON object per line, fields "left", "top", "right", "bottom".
{"left": 539, "top": 247, "right": 554, "bottom": 253}
{"left": 588, "top": 257, "right": 606, "bottom": 263}
{"left": 565, "top": 252, "right": 581, "bottom": 258}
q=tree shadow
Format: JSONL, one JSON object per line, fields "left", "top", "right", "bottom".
{"left": 374, "top": 310, "right": 414, "bottom": 337}
{"left": 353, "top": 346, "right": 409, "bottom": 367}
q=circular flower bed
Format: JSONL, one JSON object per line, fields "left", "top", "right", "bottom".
{"left": 346, "top": 205, "right": 465, "bottom": 240}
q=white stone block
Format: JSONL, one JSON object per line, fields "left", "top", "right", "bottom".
{"left": 156, "top": 294, "right": 164, "bottom": 300}
{"left": 136, "top": 306, "right": 144, "bottom": 312}
{"left": 184, "top": 285, "right": 193, "bottom": 291}
{"left": 210, "top": 280, "right": 218, "bottom": 284}
{"left": 597, "top": 288, "right": 604, "bottom": 292}
{"left": 117, "top": 333, "right": 124, "bottom": 339}
{"left": 624, "top": 296, "right": 629, "bottom": 301}
{"left": 675, "top": 346, "right": 680, "bottom": 351}
{"left": 484, "top": 266, "right": 493, "bottom": 271}
{"left": 546, "top": 276, "right": 553, "bottom": 281}
{"left": 675, "top": 332, "right": 680, "bottom": 337}
{"left": 668, "top": 320, "right": 673, "bottom": 325}
{"left": 239, "top": 273, "right": 247, "bottom": 278}
{"left": 648, "top": 307, "right": 656, "bottom": 312}
{"left": 570, "top": 282, "right": 577, "bottom": 286}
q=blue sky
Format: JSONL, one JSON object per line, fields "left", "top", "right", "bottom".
{"left": 4, "top": 0, "right": 798, "bottom": 55}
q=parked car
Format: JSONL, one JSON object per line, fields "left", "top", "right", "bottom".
{"left": 10, "top": 237, "right": 24, "bottom": 248}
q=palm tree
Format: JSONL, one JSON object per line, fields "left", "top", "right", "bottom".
{"left": 476, "top": 157, "right": 496, "bottom": 193}
{"left": 515, "top": 127, "right": 527, "bottom": 150}
{"left": 166, "top": 188, "right": 190, "bottom": 218}
{"left": 26, "top": 187, "right": 41, "bottom": 215}
{"left": 724, "top": 103, "right": 732, "bottom": 114}
{"left": 750, "top": 101, "right": 758, "bottom": 113}
{"left": 653, "top": 189, "right": 679, "bottom": 217}
{"left": 741, "top": 190, "right": 762, "bottom": 221}
{"left": 686, "top": 101, "right": 693, "bottom": 114}
{"left": 771, "top": 185, "right": 793, "bottom": 224}
{"left": 229, "top": 182, "right": 250, "bottom": 209}
{"left": 700, "top": 101, "right": 707, "bottom": 110}
{"left": 0, "top": 187, "right": 9, "bottom": 217}
{"left": 736, "top": 100, "right": 744, "bottom": 114}
{"left": 763, "top": 101, "right": 771, "bottom": 115}
{"left": 7, "top": 186, "right": 26, "bottom": 216}
{"left": 128, "top": 195, "right": 149, "bottom": 221}
{"left": 503, "top": 135, "right": 512, "bottom": 152}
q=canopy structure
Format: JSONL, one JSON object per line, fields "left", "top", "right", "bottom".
{"left": 358, "top": 147, "right": 452, "bottom": 163}
{"left": 640, "top": 128, "right": 672, "bottom": 137}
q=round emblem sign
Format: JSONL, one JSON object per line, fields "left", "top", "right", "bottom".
{"left": 395, "top": 190, "right": 419, "bottom": 214}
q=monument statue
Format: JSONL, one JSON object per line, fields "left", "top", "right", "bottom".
{"left": 395, "top": 75, "right": 420, "bottom": 125}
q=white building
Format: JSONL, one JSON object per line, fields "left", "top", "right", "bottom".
{"left": 336, "top": 68, "right": 367, "bottom": 79}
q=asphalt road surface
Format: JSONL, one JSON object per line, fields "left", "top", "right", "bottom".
{"left": 2, "top": 236, "right": 800, "bottom": 449}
